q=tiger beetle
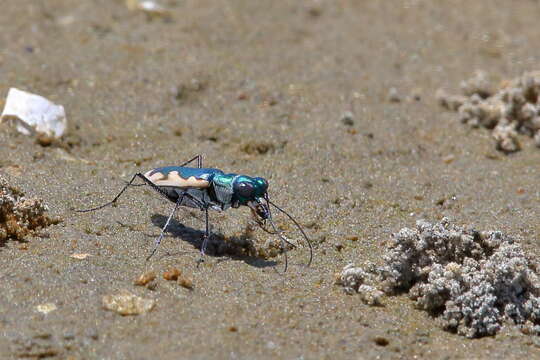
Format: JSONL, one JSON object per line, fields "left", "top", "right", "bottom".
{"left": 77, "top": 155, "right": 312, "bottom": 271}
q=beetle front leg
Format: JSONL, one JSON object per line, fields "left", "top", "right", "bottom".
{"left": 202, "top": 207, "right": 210, "bottom": 254}
{"left": 197, "top": 207, "right": 210, "bottom": 266}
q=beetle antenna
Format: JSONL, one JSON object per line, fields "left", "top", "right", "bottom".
{"left": 257, "top": 225, "right": 297, "bottom": 248}
{"left": 267, "top": 216, "right": 288, "bottom": 273}
{"left": 265, "top": 195, "right": 313, "bottom": 267}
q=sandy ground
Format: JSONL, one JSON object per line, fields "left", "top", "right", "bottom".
{"left": 1, "top": 0, "right": 540, "bottom": 359}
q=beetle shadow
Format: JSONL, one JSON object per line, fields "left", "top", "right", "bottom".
{"left": 149, "top": 214, "right": 277, "bottom": 269}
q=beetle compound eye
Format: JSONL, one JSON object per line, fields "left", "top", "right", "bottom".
{"left": 236, "top": 182, "right": 254, "bottom": 198}
{"left": 253, "top": 177, "right": 269, "bottom": 192}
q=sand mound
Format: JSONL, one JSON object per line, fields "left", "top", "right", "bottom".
{"left": 338, "top": 218, "right": 540, "bottom": 338}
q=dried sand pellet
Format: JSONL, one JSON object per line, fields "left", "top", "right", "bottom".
{"left": 437, "top": 70, "right": 540, "bottom": 152}
{"left": 0, "top": 175, "right": 55, "bottom": 242}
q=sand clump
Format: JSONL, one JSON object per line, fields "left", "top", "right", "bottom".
{"left": 338, "top": 218, "right": 540, "bottom": 338}
{"left": 437, "top": 70, "right": 540, "bottom": 152}
{"left": 0, "top": 175, "right": 55, "bottom": 242}
{"left": 336, "top": 264, "right": 384, "bottom": 306}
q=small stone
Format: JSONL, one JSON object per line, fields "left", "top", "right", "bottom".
{"left": 102, "top": 290, "right": 155, "bottom": 315}
{"left": 63, "top": 332, "right": 75, "bottom": 340}
{"left": 36, "top": 134, "right": 55, "bottom": 147}
{"left": 86, "top": 328, "right": 99, "bottom": 340}
{"left": 307, "top": 7, "right": 322, "bottom": 17}
{"left": 134, "top": 271, "right": 156, "bottom": 286}
{"left": 442, "top": 154, "right": 455, "bottom": 164}
{"left": 35, "top": 303, "right": 57, "bottom": 314}
{"left": 388, "top": 87, "right": 401, "bottom": 103}
{"left": 340, "top": 111, "right": 354, "bottom": 126}
{"left": 70, "top": 253, "right": 91, "bottom": 260}
{"left": 163, "top": 268, "right": 181, "bottom": 281}
{"left": 373, "top": 337, "right": 389, "bottom": 346}
{"left": 178, "top": 275, "right": 193, "bottom": 290}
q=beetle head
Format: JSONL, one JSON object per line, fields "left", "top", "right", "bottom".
{"left": 231, "top": 175, "right": 269, "bottom": 219}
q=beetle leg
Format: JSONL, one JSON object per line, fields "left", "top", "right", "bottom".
{"left": 76, "top": 173, "right": 141, "bottom": 212}
{"left": 178, "top": 154, "right": 203, "bottom": 168}
{"left": 201, "top": 207, "right": 210, "bottom": 255}
{"left": 146, "top": 193, "right": 185, "bottom": 261}
{"left": 196, "top": 207, "right": 210, "bottom": 267}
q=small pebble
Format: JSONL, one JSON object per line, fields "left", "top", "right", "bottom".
{"left": 163, "top": 268, "right": 181, "bottom": 281}
{"left": 442, "top": 154, "right": 455, "bottom": 164}
{"left": 340, "top": 111, "right": 354, "bottom": 126}
{"left": 178, "top": 275, "right": 193, "bottom": 290}
{"left": 70, "top": 253, "right": 91, "bottom": 260}
{"left": 63, "top": 332, "right": 75, "bottom": 340}
{"left": 373, "top": 337, "right": 390, "bottom": 346}
{"left": 35, "top": 303, "right": 57, "bottom": 314}
{"left": 134, "top": 271, "right": 156, "bottom": 286}
{"left": 388, "top": 87, "right": 401, "bottom": 103}
{"left": 102, "top": 290, "right": 155, "bottom": 316}
{"left": 86, "top": 328, "right": 99, "bottom": 340}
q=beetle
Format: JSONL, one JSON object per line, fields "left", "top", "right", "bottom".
{"left": 77, "top": 155, "right": 312, "bottom": 271}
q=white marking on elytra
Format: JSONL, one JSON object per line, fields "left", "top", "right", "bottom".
{"left": 143, "top": 170, "right": 210, "bottom": 189}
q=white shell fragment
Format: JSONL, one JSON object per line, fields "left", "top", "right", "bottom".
{"left": 1, "top": 87, "right": 67, "bottom": 138}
